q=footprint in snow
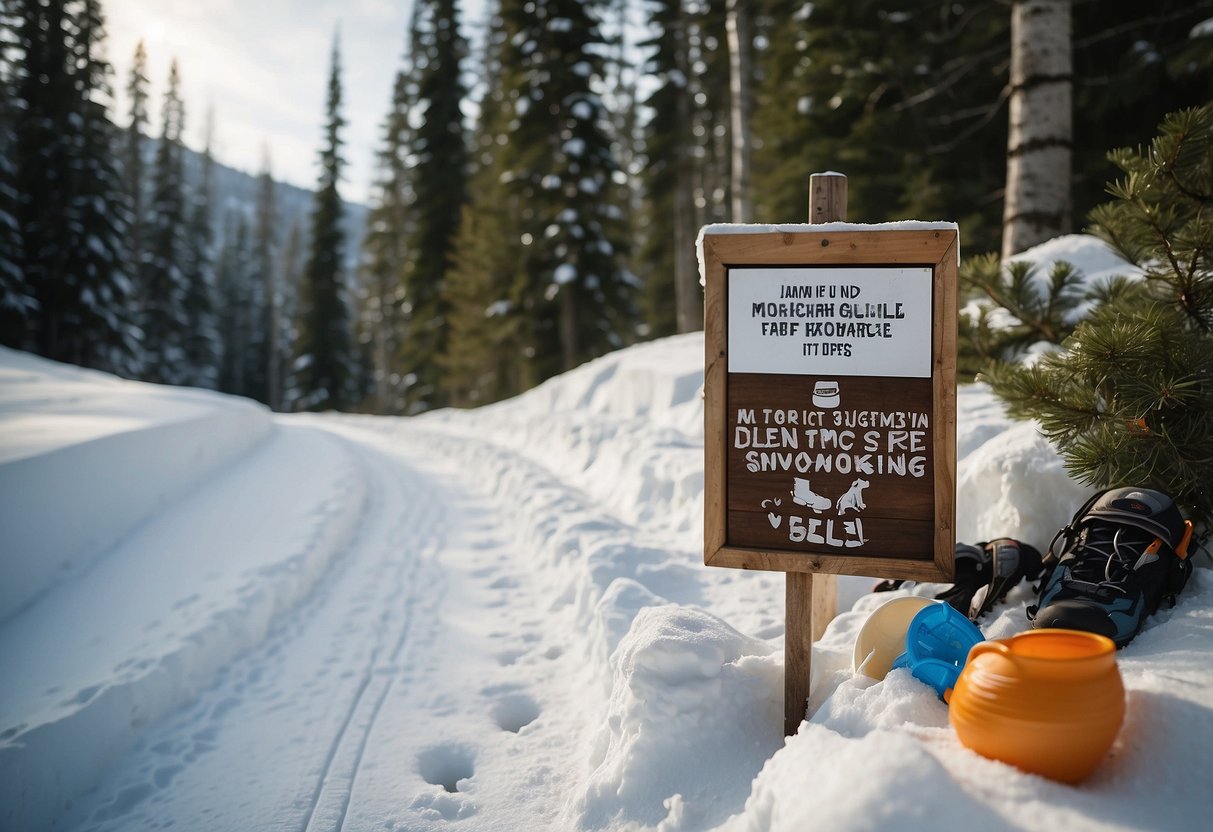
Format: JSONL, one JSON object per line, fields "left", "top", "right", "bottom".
{"left": 490, "top": 691, "right": 540, "bottom": 733}
{"left": 417, "top": 744, "right": 476, "bottom": 794}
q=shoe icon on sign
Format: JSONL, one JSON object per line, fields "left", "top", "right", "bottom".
{"left": 792, "top": 477, "right": 831, "bottom": 512}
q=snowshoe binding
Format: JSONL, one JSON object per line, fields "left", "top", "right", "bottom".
{"left": 875, "top": 539, "right": 1043, "bottom": 622}
{"left": 937, "top": 539, "right": 1043, "bottom": 621}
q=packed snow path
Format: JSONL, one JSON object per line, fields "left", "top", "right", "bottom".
{"left": 47, "top": 418, "right": 603, "bottom": 831}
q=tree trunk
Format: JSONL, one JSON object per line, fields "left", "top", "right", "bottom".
{"left": 560, "top": 287, "right": 578, "bottom": 372}
{"left": 726, "top": 0, "right": 753, "bottom": 223}
{"left": 673, "top": 8, "right": 702, "bottom": 333}
{"left": 1002, "top": 0, "right": 1072, "bottom": 259}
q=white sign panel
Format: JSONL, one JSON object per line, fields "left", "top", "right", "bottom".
{"left": 728, "top": 266, "right": 933, "bottom": 378}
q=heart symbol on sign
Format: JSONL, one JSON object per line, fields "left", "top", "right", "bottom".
{"left": 768, "top": 512, "right": 782, "bottom": 529}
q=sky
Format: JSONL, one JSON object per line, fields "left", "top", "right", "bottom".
{"left": 104, "top": 0, "right": 488, "bottom": 205}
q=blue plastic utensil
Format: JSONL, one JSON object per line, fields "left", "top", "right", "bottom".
{"left": 891, "top": 602, "right": 985, "bottom": 699}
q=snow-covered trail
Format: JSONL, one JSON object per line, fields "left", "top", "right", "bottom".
{"left": 51, "top": 417, "right": 597, "bottom": 832}
{"left": 10, "top": 312, "right": 1213, "bottom": 831}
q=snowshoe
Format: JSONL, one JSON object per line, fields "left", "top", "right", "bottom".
{"left": 1029, "top": 487, "right": 1194, "bottom": 648}
{"left": 936, "top": 539, "right": 1043, "bottom": 621}
{"left": 875, "top": 539, "right": 1042, "bottom": 622}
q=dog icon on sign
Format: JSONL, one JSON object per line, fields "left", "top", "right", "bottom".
{"left": 812, "top": 380, "right": 840, "bottom": 409}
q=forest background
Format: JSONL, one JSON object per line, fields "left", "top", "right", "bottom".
{"left": 2, "top": 0, "right": 1211, "bottom": 416}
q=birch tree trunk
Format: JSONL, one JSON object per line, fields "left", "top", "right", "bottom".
{"left": 726, "top": 0, "right": 753, "bottom": 223}
{"left": 1002, "top": 0, "right": 1072, "bottom": 259}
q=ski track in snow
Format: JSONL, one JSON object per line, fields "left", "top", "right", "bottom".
{"left": 53, "top": 419, "right": 443, "bottom": 831}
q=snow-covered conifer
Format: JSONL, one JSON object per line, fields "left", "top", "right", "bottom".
{"left": 294, "top": 34, "right": 354, "bottom": 411}
{"left": 395, "top": 0, "right": 469, "bottom": 414}
{"left": 180, "top": 110, "right": 220, "bottom": 389}
{"left": 491, "top": 0, "right": 636, "bottom": 380}
{"left": 359, "top": 28, "right": 417, "bottom": 415}
{"left": 252, "top": 152, "right": 281, "bottom": 409}
{"left": 987, "top": 106, "right": 1213, "bottom": 522}
{"left": 7, "top": 0, "right": 136, "bottom": 372}
{"left": 123, "top": 39, "right": 149, "bottom": 297}
{"left": 139, "top": 59, "right": 190, "bottom": 384}
{"left": 0, "top": 0, "right": 34, "bottom": 348}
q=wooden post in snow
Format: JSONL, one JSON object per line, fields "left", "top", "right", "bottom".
{"left": 700, "top": 171, "right": 957, "bottom": 739}
{"left": 784, "top": 172, "right": 847, "bottom": 736}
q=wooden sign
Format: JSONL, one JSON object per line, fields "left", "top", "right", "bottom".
{"left": 702, "top": 225, "right": 959, "bottom": 582}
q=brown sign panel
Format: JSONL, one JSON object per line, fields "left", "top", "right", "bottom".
{"left": 702, "top": 226, "right": 959, "bottom": 581}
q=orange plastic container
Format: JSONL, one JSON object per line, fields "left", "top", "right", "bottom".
{"left": 948, "top": 629, "right": 1125, "bottom": 783}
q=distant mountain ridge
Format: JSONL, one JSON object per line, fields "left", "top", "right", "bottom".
{"left": 178, "top": 143, "right": 369, "bottom": 271}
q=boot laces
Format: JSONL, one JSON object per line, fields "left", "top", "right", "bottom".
{"left": 1067, "top": 525, "right": 1152, "bottom": 596}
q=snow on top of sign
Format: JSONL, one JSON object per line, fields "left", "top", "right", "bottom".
{"left": 696, "top": 221, "right": 962, "bottom": 286}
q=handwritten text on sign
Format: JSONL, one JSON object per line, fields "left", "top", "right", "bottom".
{"left": 733, "top": 397, "right": 930, "bottom": 551}
{"left": 728, "top": 267, "right": 932, "bottom": 378}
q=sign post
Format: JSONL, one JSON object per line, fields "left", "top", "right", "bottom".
{"left": 701, "top": 174, "right": 959, "bottom": 735}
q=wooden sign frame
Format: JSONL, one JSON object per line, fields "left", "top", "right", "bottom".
{"left": 703, "top": 226, "right": 959, "bottom": 582}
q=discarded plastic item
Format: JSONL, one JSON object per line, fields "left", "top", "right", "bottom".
{"left": 852, "top": 595, "right": 935, "bottom": 680}
{"left": 949, "top": 629, "right": 1125, "bottom": 783}
{"left": 891, "top": 602, "right": 984, "bottom": 698}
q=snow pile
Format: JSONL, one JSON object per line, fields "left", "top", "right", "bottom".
{"left": 578, "top": 605, "right": 781, "bottom": 830}
{"left": 0, "top": 353, "right": 367, "bottom": 831}
{"left": 1, "top": 233, "right": 1210, "bottom": 831}
{"left": 0, "top": 349, "right": 275, "bottom": 623}
{"left": 960, "top": 233, "right": 1143, "bottom": 335}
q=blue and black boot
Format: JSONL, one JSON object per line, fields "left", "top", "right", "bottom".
{"left": 1030, "top": 487, "right": 1194, "bottom": 648}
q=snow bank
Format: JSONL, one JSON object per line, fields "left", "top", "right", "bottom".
{"left": 426, "top": 333, "right": 706, "bottom": 536}
{"left": 578, "top": 605, "right": 781, "bottom": 831}
{"left": 0, "top": 353, "right": 369, "bottom": 832}
{"left": 0, "top": 347, "right": 273, "bottom": 622}
{"left": 960, "top": 233, "right": 1142, "bottom": 333}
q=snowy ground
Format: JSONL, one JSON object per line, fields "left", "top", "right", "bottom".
{"left": 2, "top": 237, "right": 1211, "bottom": 831}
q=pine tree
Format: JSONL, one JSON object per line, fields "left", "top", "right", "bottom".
{"left": 277, "top": 218, "right": 305, "bottom": 406}
{"left": 687, "top": 0, "right": 733, "bottom": 228}
{"left": 359, "top": 30, "right": 417, "bottom": 414}
{"left": 397, "top": 0, "right": 469, "bottom": 413}
{"left": 752, "top": 1, "right": 1009, "bottom": 248}
{"left": 1069, "top": 2, "right": 1213, "bottom": 235}
{"left": 180, "top": 109, "right": 220, "bottom": 389}
{"left": 443, "top": 199, "right": 532, "bottom": 406}
{"left": 0, "top": 0, "right": 34, "bottom": 348}
{"left": 748, "top": 1, "right": 1212, "bottom": 253}
{"left": 637, "top": 0, "right": 697, "bottom": 337}
{"left": 441, "top": 3, "right": 530, "bottom": 405}
{"left": 216, "top": 211, "right": 252, "bottom": 395}
{"left": 64, "top": 0, "right": 138, "bottom": 374}
{"left": 252, "top": 150, "right": 280, "bottom": 408}
{"left": 140, "top": 59, "right": 190, "bottom": 383}
{"left": 984, "top": 106, "right": 1213, "bottom": 523}
{"left": 957, "top": 254, "right": 1087, "bottom": 377}
{"left": 294, "top": 34, "right": 354, "bottom": 411}
{"left": 491, "top": 0, "right": 636, "bottom": 380}
{"left": 725, "top": 0, "right": 753, "bottom": 221}
{"left": 123, "top": 39, "right": 149, "bottom": 292}
{"left": 8, "top": 0, "right": 135, "bottom": 371}
{"left": 12, "top": 0, "right": 74, "bottom": 356}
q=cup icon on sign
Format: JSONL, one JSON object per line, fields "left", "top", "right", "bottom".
{"left": 813, "top": 381, "right": 840, "bottom": 409}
